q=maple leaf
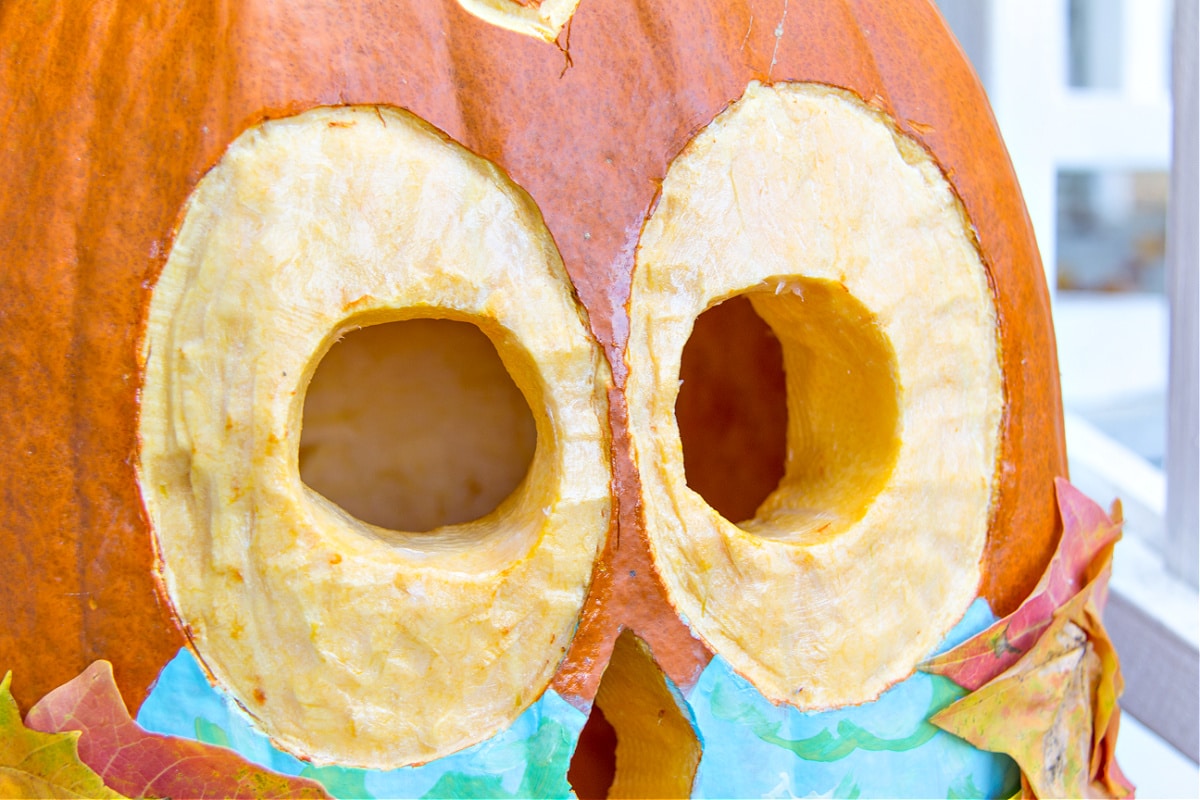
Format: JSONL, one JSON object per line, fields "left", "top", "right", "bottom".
{"left": 924, "top": 479, "right": 1135, "bottom": 799}
{"left": 929, "top": 568, "right": 1131, "bottom": 798}
{"left": 24, "top": 660, "right": 330, "bottom": 800}
{"left": 0, "top": 670, "right": 124, "bottom": 799}
{"left": 921, "top": 478, "right": 1122, "bottom": 690}
{"left": 1067, "top": 557, "right": 1134, "bottom": 799}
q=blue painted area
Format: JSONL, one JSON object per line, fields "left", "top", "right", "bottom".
{"left": 137, "top": 649, "right": 585, "bottom": 799}
{"left": 137, "top": 600, "right": 1017, "bottom": 798}
{"left": 688, "top": 599, "right": 1020, "bottom": 799}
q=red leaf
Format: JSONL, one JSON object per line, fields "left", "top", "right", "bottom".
{"left": 0, "top": 671, "right": 123, "bottom": 799}
{"left": 922, "top": 478, "right": 1122, "bottom": 690}
{"left": 924, "top": 479, "right": 1135, "bottom": 798}
{"left": 930, "top": 560, "right": 1133, "bottom": 798}
{"left": 24, "top": 661, "right": 329, "bottom": 800}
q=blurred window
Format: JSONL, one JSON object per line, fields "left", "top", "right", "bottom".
{"left": 1057, "top": 169, "right": 1169, "bottom": 293}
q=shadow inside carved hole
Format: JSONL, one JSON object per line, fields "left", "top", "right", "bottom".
{"left": 299, "top": 319, "right": 537, "bottom": 533}
{"left": 567, "top": 703, "right": 617, "bottom": 800}
{"left": 567, "top": 631, "right": 701, "bottom": 799}
{"left": 676, "top": 295, "right": 788, "bottom": 524}
{"left": 679, "top": 282, "right": 901, "bottom": 542}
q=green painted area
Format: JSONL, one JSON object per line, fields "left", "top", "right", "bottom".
{"left": 947, "top": 772, "right": 982, "bottom": 799}
{"left": 194, "top": 716, "right": 232, "bottom": 750}
{"left": 421, "top": 772, "right": 508, "bottom": 798}
{"left": 834, "top": 772, "right": 862, "bottom": 799}
{"left": 949, "top": 760, "right": 1020, "bottom": 800}
{"left": 710, "top": 674, "right": 968, "bottom": 762}
{"left": 300, "top": 764, "right": 373, "bottom": 799}
{"left": 420, "top": 715, "right": 575, "bottom": 799}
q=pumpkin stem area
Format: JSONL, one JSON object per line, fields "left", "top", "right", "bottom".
{"left": 299, "top": 318, "right": 537, "bottom": 533}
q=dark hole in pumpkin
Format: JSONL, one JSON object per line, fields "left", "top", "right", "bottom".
{"left": 567, "top": 631, "right": 701, "bottom": 799}
{"left": 299, "top": 319, "right": 537, "bottom": 533}
{"left": 676, "top": 295, "right": 788, "bottom": 525}
{"left": 568, "top": 703, "right": 617, "bottom": 799}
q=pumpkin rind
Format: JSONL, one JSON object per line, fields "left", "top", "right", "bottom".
{"left": 0, "top": 0, "right": 1063, "bottom": 724}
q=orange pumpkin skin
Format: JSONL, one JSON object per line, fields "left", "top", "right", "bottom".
{"left": 0, "top": 0, "right": 1064, "bottom": 714}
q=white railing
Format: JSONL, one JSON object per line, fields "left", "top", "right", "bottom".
{"left": 984, "top": 0, "right": 1172, "bottom": 289}
{"left": 937, "top": 0, "right": 1198, "bottom": 779}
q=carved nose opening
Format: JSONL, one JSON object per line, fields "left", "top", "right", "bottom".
{"left": 299, "top": 318, "right": 538, "bottom": 533}
{"left": 568, "top": 630, "right": 702, "bottom": 799}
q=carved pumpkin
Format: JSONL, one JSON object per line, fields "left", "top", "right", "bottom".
{"left": 1, "top": 0, "right": 1066, "bottom": 794}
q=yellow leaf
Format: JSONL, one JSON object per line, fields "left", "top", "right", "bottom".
{"left": 932, "top": 616, "right": 1095, "bottom": 798}
{"left": 931, "top": 558, "right": 1133, "bottom": 799}
{"left": 0, "top": 672, "right": 124, "bottom": 800}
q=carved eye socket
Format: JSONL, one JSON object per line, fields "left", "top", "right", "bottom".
{"left": 298, "top": 317, "right": 538, "bottom": 534}
{"left": 627, "top": 81, "right": 1004, "bottom": 710}
{"left": 676, "top": 282, "right": 901, "bottom": 537}
{"left": 138, "top": 105, "right": 611, "bottom": 769}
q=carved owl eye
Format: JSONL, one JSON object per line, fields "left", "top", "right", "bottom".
{"left": 627, "top": 82, "right": 1003, "bottom": 711}
{"left": 138, "top": 105, "right": 612, "bottom": 768}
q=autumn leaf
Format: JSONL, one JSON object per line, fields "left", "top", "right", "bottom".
{"left": 0, "top": 670, "right": 124, "bottom": 799}
{"left": 921, "top": 478, "right": 1122, "bottom": 690}
{"left": 24, "top": 660, "right": 330, "bottom": 800}
{"left": 925, "top": 481, "right": 1135, "bottom": 799}
{"left": 930, "top": 572, "right": 1128, "bottom": 798}
{"left": 1067, "top": 554, "right": 1134, "bottom": 798}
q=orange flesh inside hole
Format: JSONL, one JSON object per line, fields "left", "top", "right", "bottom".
{"left": 568, "top": 631, "right": 701, "bottom": 799}
{"left": 299, "top": 319, "right": 537, "bottom": 532}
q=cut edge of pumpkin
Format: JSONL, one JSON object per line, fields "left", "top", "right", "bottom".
{"left": 569, "top": 629, "right": 702, "bottom": 799}
{"left": 456, "top": 0, "right": 580, "bottom": 43}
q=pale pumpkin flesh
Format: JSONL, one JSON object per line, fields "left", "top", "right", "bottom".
{"left": 138, "top": 105, "right": 612, "bottom": 768}
{"left": 627, "top": 82, "right": 1004, "bottom": 709}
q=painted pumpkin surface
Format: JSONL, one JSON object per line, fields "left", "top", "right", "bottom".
{"left": 0, "top": 0, "right": 1075, "bottom": 796}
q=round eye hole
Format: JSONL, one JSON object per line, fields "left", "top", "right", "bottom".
{"left": 677, "top": 284, "right": 900, "bottom": 539}
{"left": 138, "top": 105, "right": 611, "bottom": 769}
{"left": 628, "top": 81, "right": 1003, "bottom": 712}
{"left": 676, "top": 294, "right": 788, "bottom": 526}
{"left": 299, "top": 318, "right": 537, "bottom": 533}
